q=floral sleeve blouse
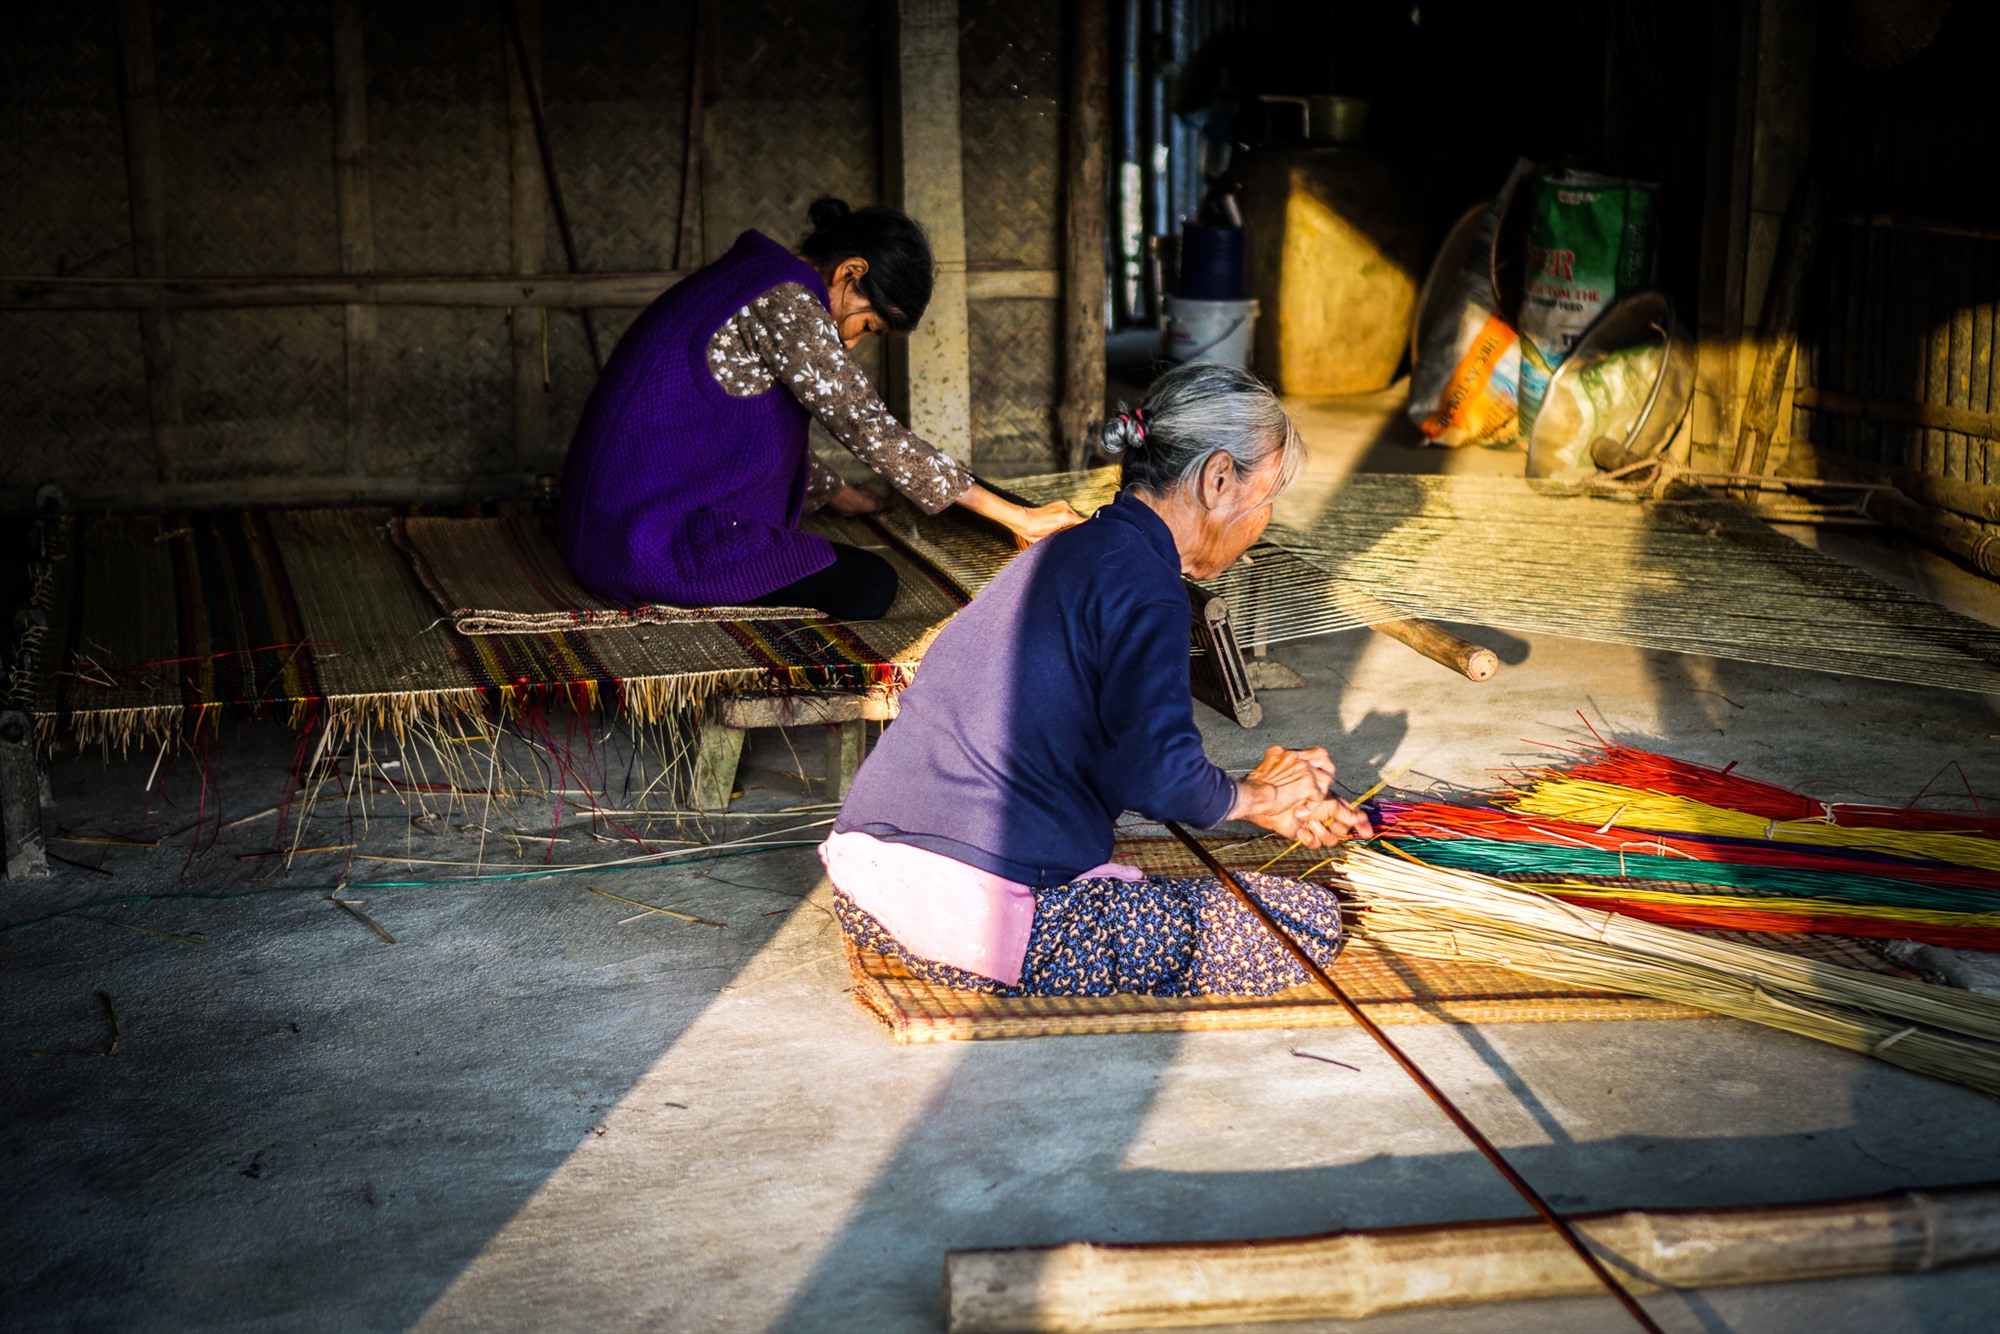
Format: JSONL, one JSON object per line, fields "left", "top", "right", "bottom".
{"left": 704, "top": 282, "right": 975, "bottom": 514}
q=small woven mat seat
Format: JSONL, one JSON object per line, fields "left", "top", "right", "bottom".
{"left": 390, "top": 514, "right": 817, "bottom": 634}
{"left": 842, "top": 838, "right": 1925, "bottom": 1043}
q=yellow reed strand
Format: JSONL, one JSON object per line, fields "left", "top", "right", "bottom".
{"left": 1252, "top": 776, "right": 1394, "bottom": 872}
{"left": 1505, "top": 778, "right": 2000, "bottom": 873}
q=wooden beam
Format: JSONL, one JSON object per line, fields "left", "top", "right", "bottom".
{"left": 0, "top": 269, "right": 1062, "bottom": 311}
{"left": 331, "top": 0, "right": 376, "bottom": 478}
{"left": 114, "top": 0, "right": 182, "bottom": 481}
{"left": 505, "top": 0, "right": 549, "bottom": 471}
{"left": 882, "top": 0, "right": 974, "bottom": 463}
{"left": 46, "top": 471, "right": 552, "bottom": 511}
{"left": 945, "top": 1182, "right": 2000, "bottom": 1332}
{"left": 1832, "top": 212, "right": 2000, "bottom": 245}
{"left": 1796, "top": 387, "right": 2000, "bottom": 444}
{"left": 1059, "top": 0, "right": 1109, "bottom": 471}
{"left": 966, "top": 268, "right": 1059, "bottom": 300}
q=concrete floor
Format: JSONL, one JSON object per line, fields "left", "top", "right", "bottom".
{"left": 6, "top": 392, "right": 2000, "bottom": 1333}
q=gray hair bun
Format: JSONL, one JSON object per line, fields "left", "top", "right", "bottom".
{"left": 1097, "top": 409, "right": 1147, "bottom": 458}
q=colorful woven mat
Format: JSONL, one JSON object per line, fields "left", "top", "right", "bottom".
{"left": 31, "top": 507, "right": 970, "bottom": 747}
{"left": 389, "top": 514, "right": 819, "bottom": 634}
{"left": 843, "top": 837, "right": 1926, "bottom": 1043}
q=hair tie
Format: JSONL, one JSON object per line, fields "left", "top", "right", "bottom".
{"left": 1120, "top": 409, "right": 1148, "bottom": 442}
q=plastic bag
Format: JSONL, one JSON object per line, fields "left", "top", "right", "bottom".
{"left": 1406, "top": 159, "right": 1536, "bottom": 447}
{"left": 1420, "top": 312, "right": 1522, "bottom": 447}
{"left": 1527, "top": 341, "right": 1666, "bottom": 481}
{"left": 1515, "top": 171, "right": 1657, "bottom": 440}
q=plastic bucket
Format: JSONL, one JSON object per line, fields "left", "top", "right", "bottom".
{"left": 1178, "top": 223, "right": 1248, "bottom": 299}
{"left": 1163, "top": 296, "right": 1259, "bottom": 369}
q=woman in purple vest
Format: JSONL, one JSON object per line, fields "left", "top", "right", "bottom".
{"left": 558, "top": 199, "right": 1080, "bottom": 619}
{"left": 823, "top": 363, "right": 1374, "bottom": 996}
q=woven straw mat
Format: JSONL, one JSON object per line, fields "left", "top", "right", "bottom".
{"left": 844, "top": 837, "right": 1923, "bottom": 1043}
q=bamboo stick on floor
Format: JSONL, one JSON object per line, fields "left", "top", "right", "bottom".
{"left": 944, "top": 1182, "right": 2000, "bottom": 1333}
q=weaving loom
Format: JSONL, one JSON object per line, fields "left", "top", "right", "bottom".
{"left": 964, "top": 467, "right": 2000, "bottom": 695}
{"left": 17, "top": 506, "right": 963, "bottom": 754}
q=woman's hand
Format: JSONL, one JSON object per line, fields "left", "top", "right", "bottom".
{"left": 1005, "top": 499, "right": 1084, "bottom": 547}
{"left": 955, "top": 482, "right": 1084, "bottom": 548}
{"left": 826, "top": 482, "right": 894, "bottom": 517}
{"left": 1228, "top": 745, "right": 1375, "bottom": 849}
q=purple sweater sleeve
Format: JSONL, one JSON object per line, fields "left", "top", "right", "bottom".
{"left": 1100, "top": 594, "right": 1238, "bottom": 828}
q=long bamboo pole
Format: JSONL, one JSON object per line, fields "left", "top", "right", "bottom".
{"left": 1161, "top": 821, "right": 1664, "bottom": 1334}
{"left": 945, "top": 1181, "right": 2000, "bottom": 1333}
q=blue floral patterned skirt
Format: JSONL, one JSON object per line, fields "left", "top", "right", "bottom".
{"left": 832, "top": 871, "right": 1343, "bottom": 997}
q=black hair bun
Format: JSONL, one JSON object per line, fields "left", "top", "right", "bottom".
{"left": 1098, "top": 411, "right": 1144, "bottom": 458}
{"left": 807, "top": 197, "right": 852, "bottom": 231}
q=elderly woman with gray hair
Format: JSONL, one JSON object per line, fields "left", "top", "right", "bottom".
{"left": 822, "top": 362, "right": 1371, "bottom": 996}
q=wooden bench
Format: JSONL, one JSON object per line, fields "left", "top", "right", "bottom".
{"left": 688, "top": 687, "right": 902, "bottom": 811}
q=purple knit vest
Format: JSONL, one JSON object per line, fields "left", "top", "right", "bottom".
{"left": 558, "top": 231, "right": 835, "bottom": 605}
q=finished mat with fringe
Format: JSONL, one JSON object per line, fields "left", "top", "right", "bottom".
{"left": 389, "top": 514, "right": 817, "bottom": 634}
{"left": 843, "top": 837, "right": 1926, "bottom": 1043}
{"left": 30, "top": 507, "right": 970, "bottom": 748}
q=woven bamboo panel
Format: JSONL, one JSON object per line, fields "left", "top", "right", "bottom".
{"left": 541, "top": 1, "right": 696, "bottom": 273}
{"left": 0, "top": 7, "right": 133, "bottom": 276}
{"left": 367, "top": 3, "right": 513, "bottom": 273}
{"left": 959, "top": 0, "right": 1061, "bottom": 469}
{"left": 1794, "top": 23, "right": 2000, "bottom": 512}
{"left": 153, "top": 0, "right": 341, "bottom": 276}
{"left": 173, "top": 307, "right": 348, "bottom": 482}
{"left": 0, "top": 313, "right": 155, "bottom": 495}
{"left": 370, "top": 308, "right": 514, "bottom": 480}
{"left": 970, "top": 301, "right": 1060, "bottom": 467}
{"left": 0, "top": 8, "right": 153, "bottom": 496}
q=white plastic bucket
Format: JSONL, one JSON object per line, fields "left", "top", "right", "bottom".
{"left": 1162, "top": 295, "right": 1259, "bottom": 369}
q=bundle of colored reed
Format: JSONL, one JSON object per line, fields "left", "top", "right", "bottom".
{"left": 1371, "top": 739, "right": 2000, "bottom": 946}
{"left": 1330, "top": 846, "right": 2000, "bottom": 1098}
{"left": 1502, "top": 779, "right": 2000, "bottom": 873}
{"left": 1380, "top": 834, "right": 2000, "bottom": 948}
{"left": 1544, "top": 740, "right": 2000, "bottom": 836}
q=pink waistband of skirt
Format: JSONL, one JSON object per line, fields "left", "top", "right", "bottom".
{"left": 819, "top": 830, "right": 1142, "bottom": 987}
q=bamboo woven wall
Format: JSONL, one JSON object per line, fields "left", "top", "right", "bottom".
{"left": 0, "top": 0, "right": 1067, "bottom": 509}
{"left": 1790, "top": 10, "right": 2000, "bottom": 542}
{"left": 960, "top": 0, "right": 1062, "bottom": 466}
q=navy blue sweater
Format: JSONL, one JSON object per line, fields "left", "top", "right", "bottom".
{"left": 835, "top": 490, "right": 1236, "bottom": 886}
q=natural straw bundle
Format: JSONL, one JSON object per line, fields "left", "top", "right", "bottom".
{"left": 1331, "top": 846, "right": 2000, "bottom": 1099}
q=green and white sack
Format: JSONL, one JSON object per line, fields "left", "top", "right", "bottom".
{"left": 1515, "top": 170, "right": 1657, "bottom": 440}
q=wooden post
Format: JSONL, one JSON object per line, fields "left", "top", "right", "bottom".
{"left": 505, "top": 0, "right": 549, "bottom": 470}
{"left": 330, "top": 0, "right": 376, "bottom": 478}
{"left": 114, "top": 0, "right": 182, "bottom": 481}
{"left": 674, "top": 2, "right": 708, "bottom": 272}
{"left": 882, "top": 0, "right": 974, "bottom": 464}
{"left": 0, "top": 709, "right": 48, "bottom": 880}
{"left": 824, "top": 720, "right": 864, "bottom": 800}
{"left": 1729, "top": 175, "right": 1824, "bottom": 485}
{"left": 944, "top": 1182, "right": 2000, "bottom": 1333}
{"left": 1059, "top": 0, "right": 1109, "bottom": 471}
